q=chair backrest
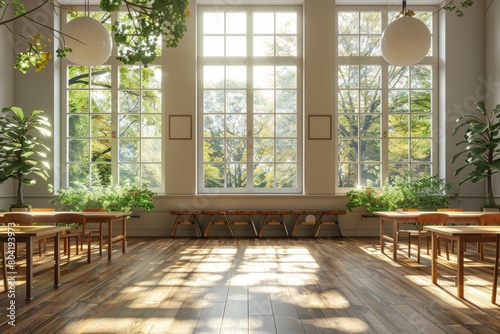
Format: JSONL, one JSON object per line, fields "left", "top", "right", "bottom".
{"left": 3, "top": 213, "right": 34, "bottom": 225}
{"left": 31, "top": 208, "right": 55, "bottom": 212}
{"left": 82, "top": 208, "right": 106, "bottom": 212}
{"left": 479, "top": 213, "right": 500, "bottom": 226}
{"left": 403, "top": 208, "right": 418, "bottom": 212}
{"left": 54, "top": 213, "right": 87, "bottom": 226}
{"left": 417, "top": 213, "right": 448, "bottom": 230}
{"left": 437, "top": 208, "right": 463, "bottom": 212}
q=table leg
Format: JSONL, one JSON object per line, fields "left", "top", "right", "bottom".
{"left": 54, "top": 232, "right": 61, "bottom": 287}
{"left": 108, "top": 221, "right": 112, "bottom": 261}
{"left": 392, "top": 219, "right": 398, "bottom": 261}
{"left": 25, "top": 238, "right": 34, "bottom": 301}
{"left": 457, "top": 238, "right": 465, "bottom": 298}
{"left": 431, "top": 232, "right": 438, "bottom": 284}
{"left": 122, "top": 218, "right": 126, "bottom": 254}
{"left": 1, "top": 241, "right": 7, "bottom": 291}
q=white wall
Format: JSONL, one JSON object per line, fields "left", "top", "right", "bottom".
{"left": 439, "top": 0, "right": 487, "bottom": 210}
{"left": 0, "top": 7, "right": 15, "bottom": 205}
{"left": 1, "top": 0, "right": 493, "bottom": 236}
{"left": 485, "top": 0, "right": 500, "bottom": 199}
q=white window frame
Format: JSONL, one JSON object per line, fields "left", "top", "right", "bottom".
{"left": 197, "top": 5, "right": 304, "bottom": 194}
{"left": 60, "top": 7, "right": 165, "bottom": 193}
{"left": 335, "top": 5, "right": 439, "bottom": 192}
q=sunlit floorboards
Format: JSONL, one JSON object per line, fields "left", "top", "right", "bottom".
{"left": 1, "top": 237, "right": 500, "bottom": 333}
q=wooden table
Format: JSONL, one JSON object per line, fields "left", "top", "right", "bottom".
{"left": 373, "top": 211, "right": 499, "bottom": 261}
{"left": 424, "top": 225, "right": 500, "bottom": 299}
{"left": 0, "top": 225, "right": 69, "bottom": 300}
{"left": 0, "top": 211, "right": 132, "bottom": 261}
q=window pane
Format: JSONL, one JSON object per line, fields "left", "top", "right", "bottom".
{"left": 337, "top": 9, "right": 435, "bottom": 189}
{"left": 201, "top": 7, "right": 300, "bottom": 193}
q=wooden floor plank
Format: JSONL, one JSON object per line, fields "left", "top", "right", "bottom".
{"left": 1, "top": 237, "right": 500, "bottom": 333}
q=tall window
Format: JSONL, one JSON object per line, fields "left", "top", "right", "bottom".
{"left": 62, "top": 9, "right": 163, "bottom": 191}
{"left": 198, "top": 6, "right": 303, "bottom": 193}
{"left": 336, "top": 7, "right": 437, "bottom": 190}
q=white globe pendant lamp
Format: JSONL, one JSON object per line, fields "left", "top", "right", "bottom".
{"left": 61, "top": 3, "right": 112, "bottom": 66}
{"left": 381, "top": 1, "right": 431, "bottom": 66}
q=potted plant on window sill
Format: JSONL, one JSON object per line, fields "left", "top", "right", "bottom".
{"left": 50, "top": 182, "right": 155, "bottom": 214}
{"left": 345, "top": 173, "right": 460, "bottom": 214}
{"left": 0, "top": 106, "right": 51, "bottom": 211}
{"left": 451, "top": 101, "right": 500, "bottom": 210}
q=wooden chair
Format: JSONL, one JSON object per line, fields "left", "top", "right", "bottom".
{"left": 478, "top": 213, "right": 500, "bottom": 261}
{"left": 437, "top": 208, "right": 464, "bottom": 252}
{"left": 82, "top": 208, "right": 105, "bottom": 256}
{"left": 437, "top": 208, "right": 463, "bottom": 212}
{"left": 2, "top": 213, "right": 44, "bottom": 257}
{"left": 54, "top": 213, "right": 93, "bottom": 263}
{"left": 398, "top": 213, "right": 449, "bottom": 263}
{"left": 31, "top": 207, "right": 56, "bottom": 255}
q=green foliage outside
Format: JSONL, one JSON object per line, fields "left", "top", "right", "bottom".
{"left": 345, "top": 174, "right": 460, "bottom": 213}
{"left": 50, "top": 182, "right": 156, "bottom": 212}
{"left": 0, "top": 106, "right": 51, "bottom": 207}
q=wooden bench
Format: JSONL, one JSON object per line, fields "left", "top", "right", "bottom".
{"left": 203, "top": 210, "right": 233, "bottom": 237}
{"left": 257, "top": 210, "right": 291, "bottom": 237}
{"left": 170, "top": 209, "right": 345, "bottom": 238}
{"left": 225, "top": 210, "right": 258, "bottom": 237}
{"left": 290, "top": 210, "right": 346, "bottom": 237}
{"left": 170, "top": 210, "right": 203, "bottom": 238}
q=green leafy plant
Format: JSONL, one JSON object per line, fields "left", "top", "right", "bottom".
{"left": 385, "top": 174, "right": 460, "bottom": 211}
{"left": 50, "top": 182, "right": 156, "bottom": 212}
{"left": 0, "top": 106, "right": 51, "bottom": 208}
{"left": 451, "top": 101, "right": 500, "bottom": 207}
{"left": 345, "top": 184, "right": 392, "bottom": 214}
{"left": 345, "top": 174, "right": 460, "bottom": 213}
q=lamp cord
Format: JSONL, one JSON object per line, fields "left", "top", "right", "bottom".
{"left": 85, "top": 0, "right": 89, "bottom": 17}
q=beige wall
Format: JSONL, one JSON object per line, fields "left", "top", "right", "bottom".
{"left": 0, "top": 1, "right": 494, "bottom": 236}
{"left": 0, "top": 6, "right": 15, "bottom": 201}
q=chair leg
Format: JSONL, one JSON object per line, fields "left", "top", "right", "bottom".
{"left": 87, "top": 233, "right": 92, "bottom": 263}
{"left": 408, "top": 234, "right": 412, "bottom": 257}
{"left": 1, "top": 242, "right": 7, "bottom": 291}
{"left": 417, "top": 235, "right": 421, "bottom": 263}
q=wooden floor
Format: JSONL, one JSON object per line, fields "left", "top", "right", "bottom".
{"left": 1, "top": 237, "right": 500, "bottom": 334}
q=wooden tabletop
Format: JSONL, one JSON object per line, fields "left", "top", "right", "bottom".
{"left": 0, "top": 225, "right": 70, "bottom": 237}
{"left": 424, "top": 225, "right": 500, "bottom": 235}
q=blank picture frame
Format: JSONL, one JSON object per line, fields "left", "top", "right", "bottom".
{"left": 169, "top": 115, "right": 192, "bottom": 140}
{"left": 308, "top": 115, "right": 332, "bottom": 140}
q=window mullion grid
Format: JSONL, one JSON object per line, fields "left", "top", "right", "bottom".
{"left": 112, "top": 64, "right": 120, "bottom": 185}
{"left": 247, "top": 10, "right": 254, "bottom": 191}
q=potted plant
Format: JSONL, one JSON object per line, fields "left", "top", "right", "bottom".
{"left": 345, "top": 183, "right": 392, "bottom": 215}
{"left": 0, "top": 106, "right": 51, "bottom": 211}
{"left": 451, "top": 101, "right": 500, "bottom": 208}
{"left": 50, "top": 182, "right": 156, "bottom": 213}
{"left": 345, "top": 174, "right": 460, "bottom": 213}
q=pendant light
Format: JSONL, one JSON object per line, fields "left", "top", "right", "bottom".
{"left": 61, "top": 0, "right": 112, "bottom": 66}
{"left": 381, "top": 0, "right": 431, "bottom": 66}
